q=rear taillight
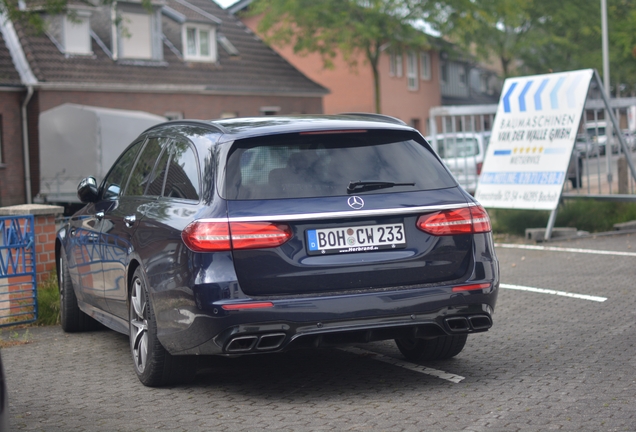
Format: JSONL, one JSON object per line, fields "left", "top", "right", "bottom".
{"left": 476, "top": 162, "right": 483, "bottom": 175}
{"left": 416, "top": 205, "right": 491, "bottom": 236}
{"left": 221, "top": 302, "right": 274, "bottom": 311}
{"left": 452, "top": 283, "right": 491, "bottom": 292}
{"left": 182, "top": 221, "right": 292, "bottom": 252}
{"left": 229, "top": 222, "right": 292, "bottom": 250}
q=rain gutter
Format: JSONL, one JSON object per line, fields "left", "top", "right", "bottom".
{"left": 0, "top": 12, "right": 38, "bottom": 204}
{"left": 21, "top": 86, "right": 34, "bottom": 203}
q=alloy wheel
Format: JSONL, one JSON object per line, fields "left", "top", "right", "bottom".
{"left": 130, "top": 278, "right": 149, "bottom": 374}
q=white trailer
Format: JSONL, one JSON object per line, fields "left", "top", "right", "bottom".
{"left": 38, "top": 104, "right": 165, "bottom": 205}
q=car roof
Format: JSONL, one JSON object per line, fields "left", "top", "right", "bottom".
{"left": 140, "top": 114, "right": 416, "bottom": 145}
{"left": 212, "top": 115, "right": 413, "bottom": 141}
{"left": 211, "top": 115, "right": 413, "bottom": 142}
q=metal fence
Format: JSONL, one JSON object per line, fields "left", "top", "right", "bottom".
{"left": 0, "top": 215, "right": 37, "bottom": 327}
{"left": 428, "top": 97, "right": 636, "bottom": 200}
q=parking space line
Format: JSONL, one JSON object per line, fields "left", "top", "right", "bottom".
{"left": 339, "top": 346, "right": 465, "bottom": 383}
{"left": 495, "top": 243, "right": 636, "bottom": 257}
{"left": 501, "top": 283, "right": 607, "bottom": 302}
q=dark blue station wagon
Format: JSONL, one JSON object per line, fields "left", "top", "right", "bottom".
{"left": 56, "top": 114, "right": 499, "bottom": 386}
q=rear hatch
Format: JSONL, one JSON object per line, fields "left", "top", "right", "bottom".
{"left": 223, "top": 129, "right": 476, "bottom": 297}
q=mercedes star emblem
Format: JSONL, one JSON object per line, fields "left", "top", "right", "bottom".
{"left": 347, "top": 196, "right": 364, "bottom": 210}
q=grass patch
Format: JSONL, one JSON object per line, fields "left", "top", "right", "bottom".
{"left": 490, "top": 199, "right": 636, "bottom": 235}
{"left": 36, "top": 272, "right": 60, "bottom": 326}
{"left": 0, "top": 328, "right": 31, "bottom": 348}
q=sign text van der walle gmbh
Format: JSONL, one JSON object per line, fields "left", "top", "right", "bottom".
{"left": 475, "top": 69, "right": 593, "bottom": 210}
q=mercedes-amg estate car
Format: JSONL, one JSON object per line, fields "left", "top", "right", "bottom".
{"left": 56, "top": 114, "right": 499, "bottom": 387}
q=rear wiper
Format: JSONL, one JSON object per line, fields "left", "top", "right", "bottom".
{"left": 347, "top": 180, "right": 415, "bottom": 194}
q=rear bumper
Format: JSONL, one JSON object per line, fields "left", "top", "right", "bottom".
{"left": 158, "top": 281, "right": 498, "bottom": 355}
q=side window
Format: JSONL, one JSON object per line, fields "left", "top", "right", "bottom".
{"left": 144, "top": 146, "right": 171, "bottom": 197}
{"left": 126, "top": 137, "right": 170, "bottom": 196}
{"left": 163, "top": 140, "right": 200, "bottom": 201}
{"left": 101, "top": 140, "right": 144, "bottom": 200}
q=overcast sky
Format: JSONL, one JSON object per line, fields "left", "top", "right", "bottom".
{"left": 213, "top": 0, "right": 239, "bottom": 9}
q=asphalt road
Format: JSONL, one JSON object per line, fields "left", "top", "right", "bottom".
{"left": 2, "top": 232, "right": 635, "bottom": 431}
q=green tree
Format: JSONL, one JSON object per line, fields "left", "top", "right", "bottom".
{"left": 427, "top": 0, "right": 534, "bottom": 78}
{"left": 1, "top": 0, "right": 68, "bottom": 31}
{"left": 429, "top": 0, "right": 636, "bottom": 93}
{"left": 517, "top": 1, "right": 601, "bottom": 75}
{"left": 248, "top": 0, "right": 430, "bottom": 113}
{"left": 0, "top": 0, "right": 152, "bottom": 32}
{"left": 607, "top": 0, "right": 636, "bottom": 95}
{"left": 518, "top": 0, "right": 636, "bottom": 94}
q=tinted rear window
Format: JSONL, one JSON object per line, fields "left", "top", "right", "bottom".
{"left": 225, "top": 130, "right": 455, "bottom": 200}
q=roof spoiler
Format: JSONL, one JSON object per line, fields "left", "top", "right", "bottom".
{"left": 338, "top": 112, "right": 407, "bottom": 126}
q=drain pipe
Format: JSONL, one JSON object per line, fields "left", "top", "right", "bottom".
{"left": 21, "top": 85, "right": 34, "bottom": 204}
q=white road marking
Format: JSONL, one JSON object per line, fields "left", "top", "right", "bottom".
{"left": 495, "top": 243, "right": 636, "bottom": 257}
{"left": 339, "top": 346, "right": 465, "bottom": 383}
{"left": 500, "top": 283, "right": 607, "bottom": 302}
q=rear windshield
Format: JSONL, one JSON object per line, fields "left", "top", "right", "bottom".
{"left": 225, "top": 130, "right": 456, "bottom": 200}
{"left": 437, "top": 137, "right": 481, "bottom": 158}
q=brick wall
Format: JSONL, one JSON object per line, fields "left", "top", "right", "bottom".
{"left": 0, "top": 90, "right": 27, "bottom": 207}
{"left": 37, "top": 91, "right": 323, "bottom": 120}
{"left": 33, "top": 213, "right": 58, "bottom": 284}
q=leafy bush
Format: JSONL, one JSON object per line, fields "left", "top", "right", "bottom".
{"left": 490, "top": 209, "right": 551, "bottom": 236}
{"left": 490, "top": 199, "right": 636, "bottom": 235}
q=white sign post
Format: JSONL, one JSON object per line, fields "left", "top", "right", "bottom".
{"left": 475, "top": 69, "right": 594, "bottom": 211}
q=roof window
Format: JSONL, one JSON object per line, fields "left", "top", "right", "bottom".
{"left": 183, "top": 24, "right": 216, "bottom": 61}
{"left": 119, "top": 11, "right": 153, "bottom": 59}
{"left": 46, "top": 9, "right": 93, "bottom": 56}
{"left": 114, "top": 2, "right": 164, "bottom": 62}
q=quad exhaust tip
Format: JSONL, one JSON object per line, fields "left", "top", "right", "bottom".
{"left": 468, "top": 315, "right": 492, "bottom": 330}
{"left": 445, "top": 315, "right": 492, "bottom": 332}
{"left": 226, "top": 333, "right": 286, "bottom": 353}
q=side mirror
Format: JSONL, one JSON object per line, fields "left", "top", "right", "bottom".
{"left": 77, "top": 177, "right": 99, "bottom": 203}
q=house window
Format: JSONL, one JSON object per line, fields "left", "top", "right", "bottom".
{"left": 480, "top": 74, "right": 489, "bottom": 93}
{"left": 120, "top": 12, "right": 153, "bottom": 59}
{"left": 407, "top": 51, "right": 418, "bottom": 91}
{"left": 440, "top": 61, "right": 448, "bottom": 84}
{"left": 45, "top": 10, "right": 92, "bottom": 56}
{"left": 184, "top": 25, "right": 216, "bottom": 62}
{"left": 458, "top": 67, "right": 467, "bottom": 87}
{"left": 390, "top": 51, "right": 403, "bottom": 77}
{"left": 64, "top": 12, "right": 92, "bottom": 55}
{"left": 420, "top": 51, "right": 431, "bottom": 80}
{"left": 260, "top": 106, "right": 280, "bottom": 116}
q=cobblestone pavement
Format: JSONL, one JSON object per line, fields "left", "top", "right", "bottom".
{"left": 2, "top": 233, "right": 635, "bottom": 431}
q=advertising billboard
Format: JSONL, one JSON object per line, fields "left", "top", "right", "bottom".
{"left": 475, "top": 69, "right": 593, "bottom": 210}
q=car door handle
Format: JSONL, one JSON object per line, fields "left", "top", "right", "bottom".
{"left": 124, "top": 215, "right": 136, "bottom": 228}
{"left": 96, "top": 211, "right": 105, "bottom": 220}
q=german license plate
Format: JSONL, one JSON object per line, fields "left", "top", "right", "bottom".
{"left": 306, "top": 223, "right": 406, "bottom": 255}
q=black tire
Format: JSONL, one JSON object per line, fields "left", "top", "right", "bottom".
{"left": 395, "top": 334, "right": 468, "bottom": 362}
{"left": 129, "top": 268, "right": 196, "bottom": 387}
{"left": 58, "top": 254, "right": 95, "bottom": 332}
